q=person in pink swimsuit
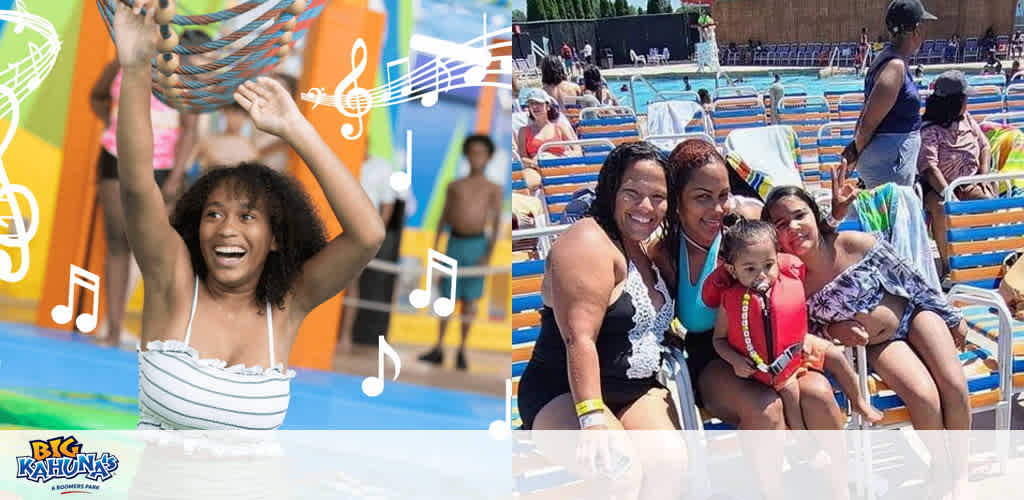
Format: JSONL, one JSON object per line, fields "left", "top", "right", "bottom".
{"left": 88, "top": 30, "right": 207, "bottom": 346}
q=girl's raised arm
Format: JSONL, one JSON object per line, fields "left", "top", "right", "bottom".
{"left": 113, "top": 0, "right": 190, "bottom": 289}
{"left": 233, "top": 78, "right": 386, "bottom": 315}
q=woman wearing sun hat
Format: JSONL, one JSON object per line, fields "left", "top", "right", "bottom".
{"left": 516, "top": 88, "right": 580, "bottom": 191}
{"left": 846, "top": 0, "right": 937, "bottom": 189}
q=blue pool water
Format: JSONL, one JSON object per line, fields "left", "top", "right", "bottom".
{"left": 0, "top": 322, "right": 502, "bottom": 430}
{"left": 609, "top": 72, "right": 861, "bottom": 113}
{"left": 517, "top": 69, "right": 1007, "bottom": 115}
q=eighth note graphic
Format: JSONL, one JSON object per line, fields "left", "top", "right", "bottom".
{"left": 361, "top": 335, "right": 402, "bottom": 397}
{"left": 388, "top": 129, "right": 412, "bottom": 192}
{"left": 408, "top": 248, "right": 457, "bottom": 317}
{"left": 50, "top": 264, "right": 100, "bottom": 333}
{"left": 299, "top": 19, "right": 513, "bottom": 141}
{"left": 488, "top": 378, "right": 512, "bottom": 440}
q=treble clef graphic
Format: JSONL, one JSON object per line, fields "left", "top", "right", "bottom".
{"left": 334, "top": 38, "right": 372, "bottom": 140}
{"left": 0, "top": 84, "right": 39, "bottom": 283}
{"left": 307, "top": 87, "right": 324, "bottom": 109}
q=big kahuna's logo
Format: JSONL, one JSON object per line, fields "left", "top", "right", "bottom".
{"left": 15, "top": 436, "right": 118, "bottom": 483}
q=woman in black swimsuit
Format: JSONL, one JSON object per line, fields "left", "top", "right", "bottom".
{"left": 517, "top": 142, "right": 684, "bottom": 499}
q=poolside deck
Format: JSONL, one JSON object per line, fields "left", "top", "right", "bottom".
{"left": 600, "top": 60, "right": 994, "bottom": 79}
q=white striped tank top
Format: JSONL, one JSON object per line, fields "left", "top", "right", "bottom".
{"left": 137, "top": 276, "right": 295, "bottom": 430}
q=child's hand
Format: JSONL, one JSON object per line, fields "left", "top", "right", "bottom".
{"left": 112, "top": 0, "right": 158, "bottom": 70}
{"left": 234, "top": 77, "right": 304, "bottom": 139}
{"left": 827, "top": 319, "right": 869, "bottom": 346}
{"left": 728, "top": 355, "right": 757, "bottom": 378}
{"left": 951, "top": 319, "right": 968, "bottom": 352}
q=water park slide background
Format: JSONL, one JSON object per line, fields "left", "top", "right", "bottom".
{"left": 0, "top": 0, "right": 513, "bottom": 361}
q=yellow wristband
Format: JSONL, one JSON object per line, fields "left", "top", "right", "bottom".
{"left": 575, "top": 399, "right": 605, "bottom": 417}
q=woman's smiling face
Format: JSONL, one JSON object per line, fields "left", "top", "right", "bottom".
{"left": 767, "top": 195, "right": 820, "bottom": 257}
{"left": 613, "top": 159, "right": 668, "bottom": 243}
{"left": 198, "top": 182, "right": 278, "bottom": 287}
{"left": 678, "top": 161, "right": 730, "bottom": 247}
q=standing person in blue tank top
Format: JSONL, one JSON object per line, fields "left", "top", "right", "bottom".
{"left": 847, "top": 0, "right": 937, "bottom": 189}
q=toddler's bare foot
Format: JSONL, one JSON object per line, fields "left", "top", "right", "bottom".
{"left": 853, "top": 398, "right": 883, "bottom": 423}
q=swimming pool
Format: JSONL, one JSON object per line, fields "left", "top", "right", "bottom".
{"left": 597, "top": 70, "right": 999, "bottom": 114}
{"left": 0, "top": 322, "right": 502, "bottom": 430}
{"left": 608, "top": 72, "right": 861, "bottom": 113}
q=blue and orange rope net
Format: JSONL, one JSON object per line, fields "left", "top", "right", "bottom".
{"left": 96, "top": 0, "right": 328, "bottom": 113}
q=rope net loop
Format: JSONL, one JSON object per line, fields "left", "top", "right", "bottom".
{"left": 98, "top": 0, "right": 327, "bottom": 113}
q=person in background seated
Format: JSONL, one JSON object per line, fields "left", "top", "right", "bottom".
{"left": 191, "top": 102, "right": 261, "bottom": 174}
{"left": 518, "top": 89, "right": 580, "bottom": 177}
{"left": 697, "top": 88, "right": 713, "bottom": 114}
{"left": 541, "top": 54, "right": 582, "bottom": 105}
{"left": 914, "top": 65, "right": 926, "bottom": 88}
{"left": 1008, "top": 60, "right": 1022, "bottom": 83}
{"left": 512, "top": 78, "right": 523, "bottom": 113}
{"left": 1013, "top": 31, "right": 1024, "bottom": 59}
{"left": 917, "top": 71, "right": 993, "bottom": 273}
{"left": 418, "top": 135, "right": 502, "bottom": 370}
{"left": 983, "top": 48, "right": 1002, "bottom": 75}
{"left": 252, "top": 72, "right": 298, "bottom": 175}
{"left": 946, "top": 34, "right": 960, "bottom": 62}
{"left": 980, "top": 26, "right": 996, "bottom": 54}
{"left": 581, "top": 65, "right": 619, "bottom": 107}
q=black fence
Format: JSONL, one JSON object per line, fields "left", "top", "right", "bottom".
{"left": 513, "top": 13, "right": 699, "bottom": 67}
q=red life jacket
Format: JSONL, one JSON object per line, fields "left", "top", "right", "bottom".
{"left": 702, "top": 253, "right": 808, "bottom": 388}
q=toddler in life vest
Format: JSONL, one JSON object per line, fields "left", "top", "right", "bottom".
{"left": 703, "top": 219, "right": 882, "bottom": 428}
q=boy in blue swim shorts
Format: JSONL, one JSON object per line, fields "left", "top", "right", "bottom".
{"left": 418, "top": 135, "right": 503, "bottom": 370}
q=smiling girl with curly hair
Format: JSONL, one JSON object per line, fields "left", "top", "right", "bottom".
{"left": 113, "top": 0, "right": 385, "bottom": 430}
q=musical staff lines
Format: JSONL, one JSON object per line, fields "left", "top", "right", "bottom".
{"left": 299, "top": 24, "right": 512, "bottom": 139}
{"left": 0, "top": 0, "right": 61, "bottom": 120}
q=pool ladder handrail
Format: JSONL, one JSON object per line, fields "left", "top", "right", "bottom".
{"left": 629, "top": 74, "right": 678, "bottom": 114}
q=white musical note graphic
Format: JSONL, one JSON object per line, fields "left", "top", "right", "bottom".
{"left": 307, "top": 87, "right": 325, "bottom": 109}
{"left": 0, "top": 0, "right": 61, "bottom": 120}
{"left": 361, "top": 335, "right": 402, "bottom": 397}
{"left": 408, "top": 248, "right": 457, "bottom": 317}
{"left": 300, "top": 19, "right": 512, "bottom": 140}
{"left": 25, "top": 41, "right": 43, "bottom": 91}
{"left": 334, "top": 38, "right": 372, "bottom": 140}
{"left": 462, "top": 12, "right": 490, "bottom": 86}
{"left": 488, "top": 378, "right": 512, "bottom": 440}
{"left": 388, "top": 130, "right": 412, "bottom": 192}
{"left": 385, "top": 59, "right": 412, "bottom": 100}
{"left": 0, "top": 84, "right": 39, "bottom": 284}
{"left": 50, "top": 264, "right": 101, "bottom": 333}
